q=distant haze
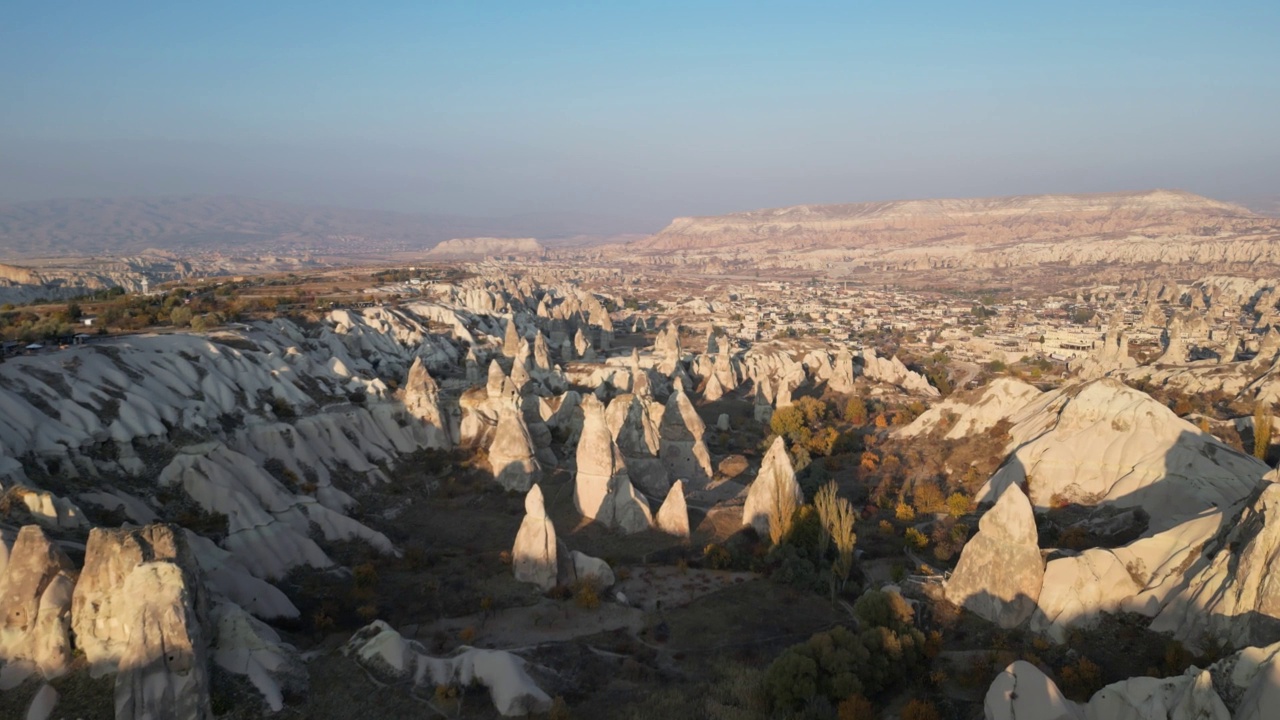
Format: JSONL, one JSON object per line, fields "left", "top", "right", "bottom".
{"left": 2, "top": 2, "right": 1278, "bottom": 225}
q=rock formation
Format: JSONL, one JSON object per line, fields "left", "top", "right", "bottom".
{"left": 573, "top": 396, "right": 652, "bottom": 533}
{"left": 742, "top": 437, "right": 803, "bottom": 537}
{"left": 512, "top": 485, "right": 558, "bottom": 591}
{"left": 71, "top": 525, "right": 203, "bottom": 675}
{"left": 401, "top": 357, "right": 451, "bottom": 449}
{"left": 985, "top": 640, "right": 1280, "bottom": 720}
{"left": 343, "top": 621, "right": 552, "bottom": 717}
{"left": 984, "top": 661, "right": 1081, "bottom": 720}
{"left": 0, "top": 526, "right": 77, "bottom": 683}
{"left": 658, "top": 386, "right": 713, "bottom": 488}
{"left": 114, "top": 562, "right": 213, "bottom": 720}
{"left": 945, "top": 484, "right": 1043, "bottom": 629}
{"left": 488, "top": 397, "right": 542, "bottom": 492}
{"left": 655, "top": 481, "right": 690, "bottom": 539}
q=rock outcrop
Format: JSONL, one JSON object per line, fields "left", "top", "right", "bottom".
{"left": 658, "top": 387, "right": 713, "bottom": 488}
{"left": 0, "top": 526, "right": 76, "bottom": 684}
{"left": 655, "top": 480, "right": 691, "bottom": 539}
{"left": 945, "top": 484, "right": 1043, "bottom": 629}
{"left": 574, "top": 396, "right": 653, "bottom": 534}
{"left": 742, "top": 437, "right": 803, "bottom": 537}
{"left": 401, "top": 357, "right": 451, "bottom": 449}
{"left": 488, "top": 397, "right": 542, "bottom": 492}
{"left": 1150, "top": 482, "right": 1280, "bottom": 650}
{"left": 343, "top": 621, "right": 552, "bottom": 717}
{"left": 512, "top": 485, "right": 558, "bottom": 591}
{"left": 71, "top": 525, "right": 203, "bottom": 676}
{"left": 985, "top": 640, "right": 1280, "bottom": 720}
{"left": 114, "top": 561, "right": 213, "bottom": 720}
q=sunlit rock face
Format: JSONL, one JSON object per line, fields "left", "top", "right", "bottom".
{"left": 945, "top": 484, "right": 1044, "bottom": 629}
{"left": 742, "top": 437, "right": 802, "bottom": 537}
{"left": 512, "top": 485, "right": 558, "bottom": 591}
{"left": 655, "top": 480, "right": 691, "bottom": 539}
{"left": 574, "top": 396, "right": 652, "bottom": 534}
{"left": 985, "top": 640, "right": 1280, "bottom": 720}
{"left": 0, "top": 525, "right": 77, "bottom": 683}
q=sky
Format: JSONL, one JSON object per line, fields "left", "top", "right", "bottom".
{"left": 2, "top": 1, "right": 1278, "bottom": 228}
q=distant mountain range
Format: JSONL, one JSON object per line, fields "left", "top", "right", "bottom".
{"left": 610, "top": 190, "right": 1280, "bottom": 278}
{"left": 633, "top": 189, "right": 1260, "bottom": 251}
{"left": 0, "top": 195, "right": 653, "bottom": 259}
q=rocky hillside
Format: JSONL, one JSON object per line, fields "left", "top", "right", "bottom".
{"left": 424, "top": 237, "right": 545, "bottom": 260}
{"left": 627, "top": 190, "right": 1280, "bottom": 273}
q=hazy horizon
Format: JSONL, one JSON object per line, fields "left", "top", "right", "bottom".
{"left": 3, "top": 1, "right": 1278, "bottom": 224}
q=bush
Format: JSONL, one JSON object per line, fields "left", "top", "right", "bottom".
{"left": 894, "top": 503, "right": 915, "bottom": 522}
{"left": 1059, "top": 656, "right": 1103, "bottom": 700}
{"left": 573, "top": 580, "right": 601, "bottom": 610}
{"left": 945, "top": 493, "right": 973, "bottom": 517}
{"left": 837, "top": 694, "right": 875, "bottom": 720}
{"left": 701, "top": 540, "right": 732, "bottom": 568}
{"left": 764, "top": 622, "right": 927, "bottom": 713}
{"left": 353, "top": 562, "right": 379, "bottom": 588}
{"left": 901, "top": 699, "right": 941, "bottom": 720}
{"left": 844, "top": 397, "right": 869, "bottom": 425}
{"left": 905, "top": 527, "right": 929, "bottom": 550}
{"left": 852, "top": 589, "right": 914, "bottom": 632}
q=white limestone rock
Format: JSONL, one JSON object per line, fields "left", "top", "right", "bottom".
{"left": 742, "top": 437, "right": 803, "bottom": 537}
{"left": 658, "top": 386, "right": 713, "bottom": 488}
{"left": 0, "top": 526, "right": 76, "bottom": 687}
{"left": 1150, "top": 482, "right": 1280, "bottom": 650}
{"left": 114, "top": 562, "right": 212, "bottom": 720}
{"left": 512, "top": 485, "right": 558, "bottom": 591}
{"left": 343, "top": 621, "right": 552, "bottom": 717}
{"left": 210, "top": 601, "right": 307, "bottom": 713}
{"left": 71, "top": 524, "right": 204, "bottom": 676}
{"left": 984, "top": 661, "right": 1084, "bottom": 720}
{"left": 656, "top": 480, "right": 691, "bottom": 539}
{"left": 488, "top": 397, "right": 542, "bottom": 492}
{"left": 945, "top": 484, "right": 1043, "bottom": 629}
{"left": 400, "top": 357, "right": 451, "bottom": 449}
{"left": 898, "top": 378, "right": 1042, "bottom": 440}
{"left": 568, "top": 551, "right": 615, "bottom": 588}
{"left": 978, "top": 379, "right": 1265, "bottom": 522}
{"left": 574, "top": 396, "right": 652, "bottom": 534}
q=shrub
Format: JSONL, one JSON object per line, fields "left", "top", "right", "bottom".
{"left": 764, "top": 622, "right": 927, "bottom": 713}
{"left": 852, "top": 589, "right": 914, "bottom": 631}
{"left": 353, "top": 562, "right": 379, "bottom": 588}
{"left": 1059, "top": 656, "right": 1103, "bottom": 700}
{"left": 905, "top": 527, "right": 929, "bottom": 550}
{"left": 787, "top": 504, "right": 824, "bottom": 554}
{"left": 894, "top": 503, "right": 915, "bottom": 522}
{"left": 458, "top": 626, "right": 476, "bottom": 643}
{"left": 879, "top": 520, "right": 893, "bottom": 535}
{"left": 701, "top": 540, "right": 732, "bottom": 568}
{"left": 901, "top": 699, "right": 941, "bottom": 720}
{"left": 946, "top": 492, "right": 973, "bottom": 517}
{"left": 837, "top": 694, "right": 875, "bottom": 720}
{"left": 573, "top": 580, "right": 601, "bottom": 610}
{"left": 1057, "top": 527, "right": 1093, "bottom": 551}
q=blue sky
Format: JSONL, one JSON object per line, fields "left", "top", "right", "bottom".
{"left": 2, "top": 1, "right": 1277, "bottom": 225}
